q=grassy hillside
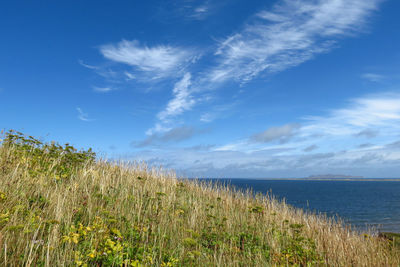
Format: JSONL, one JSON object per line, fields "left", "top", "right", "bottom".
{"left": 0, "top": 130, "right": 399, "bottom": 266}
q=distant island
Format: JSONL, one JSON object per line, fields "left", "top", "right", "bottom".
{"left": 306, "top": 174, "right": 364, "bottom": 179}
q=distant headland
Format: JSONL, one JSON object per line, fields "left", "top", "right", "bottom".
{"left": 306, "top": 174, "right": 364, "bottom": 179}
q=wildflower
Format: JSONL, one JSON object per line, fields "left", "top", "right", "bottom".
{"left": 0, "top": 192, "right": 6, "bottom": 201}
{"left": 87, "top": 251, "right": 96, "bottom": 258}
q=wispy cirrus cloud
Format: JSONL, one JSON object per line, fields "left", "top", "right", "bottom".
{"left": 362, "top": 73, "right": 386, "bottom": 82}
{"left": 209, "top": 0, "right": 381, "bottom": 83}
{"left": 92, "top": 0, "right": 383, "bottom": 138}
{"left": 304, "top": 93, "right": 400, "bottom": 137}
{"left": 92, "top": 86, "right": 115, "bottom": 93}
{"left": 189, "top": 3, "right": 211, "bottom": 20}
{"left": 78, "top": 59, "right": 98, "bottom": 70}
{"left": 157, "top": 73, "right": 195, "bottom": 123}
{"left": 76, "top": 107, "right": 92, "bottom": 122}
{"left": 143, "top": 73, "right": 195, "bottom": 136}
{"left": 100, "top": 40, "right": 195, "bottom": 81}
{"left": 165, "top": 0, "right": 225, "bottom": 21}
{"left": 200, "top": 113, "right": 214, "bottom": 123}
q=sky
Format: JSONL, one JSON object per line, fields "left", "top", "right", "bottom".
{"left": 1, "top": 0, "right": 400, "bottom": 178}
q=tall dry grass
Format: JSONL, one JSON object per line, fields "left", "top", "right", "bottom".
{"left": 0, "top": 132, "right": 399, "bottom": 266}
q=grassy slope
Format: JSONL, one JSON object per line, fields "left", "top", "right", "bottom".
{"left": 0, "top": 134, "right": 399, "bottom": 266}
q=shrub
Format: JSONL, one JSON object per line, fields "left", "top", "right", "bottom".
{"left": 1, "top": 130, "right": 95, "bottom": 180}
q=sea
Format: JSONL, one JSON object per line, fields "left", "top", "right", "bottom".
{"left": 199, "top": 179, "right": 400, "bottom": 233}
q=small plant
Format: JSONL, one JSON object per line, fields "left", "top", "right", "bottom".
{"left": 182, "top": 237, "right": 197, "bottom": 248}
{"left": 272, "top": 222, "right": 323, "bottom": 265}
{"left": 63, "top": 217, "right": 137, "bottom": 266}
{"left": 249, "top": 205, "right": 264, "bottom": 214}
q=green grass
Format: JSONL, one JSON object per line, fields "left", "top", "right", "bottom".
{"left": 0, "top": 130, "right": 399, "bottom": 266}
{"left": 380, "top": 232, "right": 400, "bottom": 249}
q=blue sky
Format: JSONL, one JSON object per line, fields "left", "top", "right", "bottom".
{"left": 1, "top": 0, "right": 400, "bottom": 178}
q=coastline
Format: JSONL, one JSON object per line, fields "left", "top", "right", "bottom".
{"left": 195, "top": 178, "right": 400, "bottom": 182}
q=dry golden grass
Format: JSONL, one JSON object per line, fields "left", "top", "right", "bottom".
{"left": 0, "top": 134, "right": 399, "bottom": 266}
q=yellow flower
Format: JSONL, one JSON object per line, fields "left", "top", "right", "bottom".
{"left": 71, "top": 233, "right": 79, "bottom": 244}
{"left": 62, "top": 235, "right": 70, "bottom": 243}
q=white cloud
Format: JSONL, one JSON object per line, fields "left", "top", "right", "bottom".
{"left": 174, "top": 0, "right": 224, "bottom": 21}
{"left": 361, "top": 73, "right": 385, "bottom": 82}
{"left": 194, "top": 6, "right": 208, "bottom": 13}
{"left": 93, "top": 0, "right": 383, "bottom": 147}
{"left": 145, "top": 123, "right": 171, "bottom": 136}
{"left": 78, "top": 59, "right": 98, "bottom": 70}
{"left": 100, "top": 40, "right": 194, "bottom": 80}
{"left": 304, "top": 93, "right": 400, "bottom": 137}
{"left": 92, "top": 0, "right": 382, "bottom": 133}
{"left": 189, "top": 4, "right": 210, "bottom": 20}
{"left": 76, "top": 107, "right": 92, "bottom": 122}
{"left": 209, "top": 0, "right": 381, "bottom": 83}
{"left": 144, "top": 73, "right": 196, "bottom": 136}
{"left": 92, "top": 86, "right": 114, "bottom": 93}
{"left": 124, "top": 71, "right": 135, "bottom": 81}
{"left": 214, "top": 141, "right": 249, "bottom": 152}
{"left": 200, "top": 113, "right": 214, "bottom": 122}
{"left": 157, "top": 73, "right": 195, "bottom": 123}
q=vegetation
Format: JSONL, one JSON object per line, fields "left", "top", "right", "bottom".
{"left": 0, "top": 130, "right": 399, "bottom": 266}
{"left": 380, "top": 232, "right": 400, "bottom": 249}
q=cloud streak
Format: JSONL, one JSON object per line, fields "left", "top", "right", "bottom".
{"left": 304, "top": 93, "right": 400, "bottom": 137}
{"left": 76, "top": 107, "right": 92, "bottom": 122}
{"left": 78, "top": 59, "right": 98, "bottom": 70}
{"left": 209, "top": 0, "right": 381, "bottom": 83}
{"left": 157, "top": 73, "right": 195, "bottom": 123}
{"left": 100, "top": 40, "right": 195, "bottom": 80}
{"left": 362, "top": 73, "right": 385, "bottom": 82}
{"left": 92, "top": 86, "right": 114, "bottom": 93}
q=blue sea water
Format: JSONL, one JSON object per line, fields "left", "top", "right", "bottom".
{"left": 200, "top": 179, "right": 400, "bottom": 233}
